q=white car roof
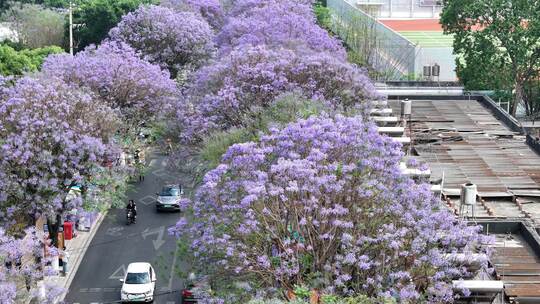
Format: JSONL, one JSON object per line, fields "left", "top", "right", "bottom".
{"left": 127, "top": 262, "right": 151, "bottom": 273}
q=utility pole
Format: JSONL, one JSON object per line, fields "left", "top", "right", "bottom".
{"left": 69, "top": 0, "right": 73, "bottom": 56}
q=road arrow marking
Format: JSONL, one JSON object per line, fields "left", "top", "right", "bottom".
{"left": 109, "top": 264, "right": 126, "bottom": 280}
{"left": 142, "top": 226, "right": 166, "bottom": 250}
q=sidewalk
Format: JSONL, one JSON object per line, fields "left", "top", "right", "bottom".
{"left": 32, "top": 211, "right": 108, "bottom": 303}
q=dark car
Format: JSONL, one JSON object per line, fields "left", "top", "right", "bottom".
{"left": 156, "top": 184, "right": 183, "bottom": 212}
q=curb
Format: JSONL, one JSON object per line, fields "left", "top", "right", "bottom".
{"left": 58, "top": 210, "right": 109, "bottom": 302}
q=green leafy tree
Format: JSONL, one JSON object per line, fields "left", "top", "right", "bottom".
{"left": 1, "top": 3, "right": 65, "bottom": 48}
{"left": 0, "top": 0, "right": 70, "bottom": 8}
{"left": 0, "top": 44, "right": 63, "bottom": 76}
{"left": 441, "top": 0, "right": 540, "bottom": 116}
{"left": 71, "top": 0, "right": 155, "bottom": 52}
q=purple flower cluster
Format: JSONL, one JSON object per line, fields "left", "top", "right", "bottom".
{"left": 0, "top": 77, "right": 118, "bottom": 223}
{"left": 217, "top": 0, "right": 343, "bottom": 56}
{"left": 109, "top": 5, "right": 215, "bottom": 76}
{"left": 0, "top": 227, "right": 62, "bottom": 303}
{"left": 174, "top": 0, "right": 379, "bottom": 143}
{"left": 161, "top": 0, "right": 224, "bottom": 29}
{"left": 41, "top": 41, "right": 179, "bottom": 123}
{"left": 177, "top": 45, "right": 379, "bottom": 142}
{"left": 172, "top": 115, "right": 491, "bottom": 301}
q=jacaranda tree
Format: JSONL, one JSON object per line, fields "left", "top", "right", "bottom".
{"left": 109, "top": 5, "right": 215, "bottom": 77}
{"left": 0, "top": 77, "right": 118, "bottom": 236}
{"left": 0, "top": 227, "right": 62, "bottom": 304}
{"left": 160, "top": 0, "right": 224, "bottom": 29}
{"left": 216, "top": 0, "right": 345, "bottom": 58}
{"left": 171, "top": 115, "right": 491, "bottom": 302}
{"left": 176, "top": 45, "right": 378, "bottom": 142}
{"left": 41, "top": 41, "right": 179, "bottom": 128}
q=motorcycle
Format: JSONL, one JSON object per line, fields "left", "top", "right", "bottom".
{"left": 126, "top": 209, "right": 136, "bottom": 225}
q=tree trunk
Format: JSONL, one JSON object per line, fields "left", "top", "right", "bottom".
{"left": 512, "top": 79, "right": 524, "bottom": 116}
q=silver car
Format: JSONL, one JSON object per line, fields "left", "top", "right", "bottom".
{"left": 156, "top": 184, "right": 183, "bottom": 212}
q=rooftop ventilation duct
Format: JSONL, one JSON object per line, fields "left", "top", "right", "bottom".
{"left": 460, "top": 183, "right": 477, "bottom": 206}
{"left": 401, "top": 98, "right": 412, "bottom": 116}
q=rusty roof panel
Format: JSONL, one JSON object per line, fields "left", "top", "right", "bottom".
{"left": 389, "top": 99, "right": 540, "bottom": 193}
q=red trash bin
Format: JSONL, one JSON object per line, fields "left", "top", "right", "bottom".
{"left": 64, "top": 222, "right": 73, "bottom": 240}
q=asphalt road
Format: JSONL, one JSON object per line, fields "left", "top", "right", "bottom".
{"left": 65, "top": 151, "right": 189, "bottom": 304}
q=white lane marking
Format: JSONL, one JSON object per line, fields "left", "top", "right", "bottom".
{"left": 139, "top": 195, "right": 155, "bottom": 206}
{"left": 142, "top": 226, "right": 166, "bottom": 250}
{"left": 166, "top": 302, "right": 175, "bottom": 304}
{"left": 109, "top": 264, "right": 126, "bottom": 280}
{"left": 79, "top": 288, "right": 88, "bottom": 292}
{"left": 89, "top": 288, "right": 101, "bottom": 292}
{"left": 168, "top": 244, "right": 179, "bottom": 290}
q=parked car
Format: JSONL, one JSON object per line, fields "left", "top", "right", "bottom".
{"left": 156, "top": 184, "right": 183, "bottom": 212}
{"left": 120, "top": 262, "right": 156, "bottom": 303}
{"left": 181, "top": 273, "right": 211, "bottom": 303}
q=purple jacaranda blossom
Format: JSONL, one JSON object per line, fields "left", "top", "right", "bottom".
{"left": 176, "top": 45, "right": 379, "bottom": 142}
{"left": 217, "top": 0, "right": 344, "bottom": 57}
{"left": 0, "top": 76, "right": 118, "bottom": 224}
{"left": 171, "top": 114, "right": 492, "bottom": 302}
{"left": 41, "top": 41, "right": 179, "bottom": 125}
{"left": 109, "top": 5, "right": 215, "bottom": 76}
{"left": 0, "top": 227, "right": 63, "bottom": 303}
{"left": 160, "top": 0, "right": 224, "bottom": 29}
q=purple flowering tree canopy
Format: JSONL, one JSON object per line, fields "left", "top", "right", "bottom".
{"left": 176, "top": 45, "right": 378, "bottom": 142}
{"left": 160, "top": 0, "right": 224, "bottom": 29}
{"left": 109, "top": 5, "right": 215, "bottom": 76}
{"left": 0, "top": 227, "right": 62, "bottom": 303}
{"left": 41, "top": 41, "right": 179, "bottom": 126}
{"left": 0, "top": 77, "right": 118, "bottom": 226}
{"left": 171, "top": 115, "right": 491, "bottom": 302}
{"left": 216, "top": 0, "right": 345, "bottom": 58}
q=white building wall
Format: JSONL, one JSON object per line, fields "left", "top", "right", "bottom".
{"left": 415, "top": 47, "right": 456, "bottom": 81}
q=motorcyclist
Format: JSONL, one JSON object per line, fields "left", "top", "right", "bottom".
{"left": 126, "top": 199, "right": 137, "bottom": 223}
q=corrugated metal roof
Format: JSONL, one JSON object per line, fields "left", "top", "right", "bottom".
{"left": 389, "top": 99, "right": 540, "bottom": 192}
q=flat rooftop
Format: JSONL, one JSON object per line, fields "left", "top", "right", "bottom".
{"left": 388, "top": 99, "right": 540, "bottom": 226}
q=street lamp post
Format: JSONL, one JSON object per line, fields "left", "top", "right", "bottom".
{"left": 69, "top": 0, "right": 73, "bottom": 56}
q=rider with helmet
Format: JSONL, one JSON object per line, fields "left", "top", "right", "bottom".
{"left": 126, "top": 199, "right": 137, "bottom": 223}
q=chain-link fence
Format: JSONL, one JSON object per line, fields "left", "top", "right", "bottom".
{"left": 327, "top": 0, "right": 418, "bottom": 81}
